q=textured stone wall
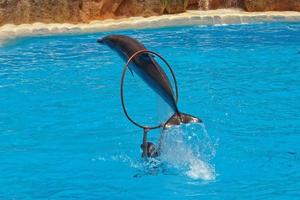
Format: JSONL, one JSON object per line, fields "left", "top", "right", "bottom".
{"left": 0, "top": 0, "right": 299, "bottom": 26}
{"left": 188, "top": 0, "right": 300, "bottom": 11}
{"left": 0, "top": 0, "right": 188, "bottom": 26}
{"left": 209, "top": 0, "right": 245, "bottom": 9}
{"left": 243, "top": 0, "right": 300, "bottom": 12}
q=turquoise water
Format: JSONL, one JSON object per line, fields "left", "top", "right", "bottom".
{"left": 1, "top": 22, "right": 300, "bottom": 199}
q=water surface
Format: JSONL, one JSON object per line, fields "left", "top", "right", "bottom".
{"left": 1, "top": 22, "right": 300, "bottom": 199}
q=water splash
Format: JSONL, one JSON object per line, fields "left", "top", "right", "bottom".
{"left": 96, "top": 124, "right": 217, "bottom": 180}
{"left": 159, "top": 123, "right": 217, "bottom": 180}
{"left": 110, "top": 154, "right": 166, "bottom": 178}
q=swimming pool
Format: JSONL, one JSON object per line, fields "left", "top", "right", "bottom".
{"left": 0, "top": 22, "right": 300, "bottom": 199}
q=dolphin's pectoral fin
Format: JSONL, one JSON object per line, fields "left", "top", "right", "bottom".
{"left": 128, "top": 67, "right": 134, "bottom": 77}
{"left": 127, "top": 62, "right": 134, "bottom": 77}
{"left": 163, "top": 112, "right": 202, "bottom": 129}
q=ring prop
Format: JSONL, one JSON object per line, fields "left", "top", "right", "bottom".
{"left": 120, "top": 50, "right": 178, "bottom": 130}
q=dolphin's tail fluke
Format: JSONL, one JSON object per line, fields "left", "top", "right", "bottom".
{"left": 163, "top": 112, "right": 202, "bottom": 129}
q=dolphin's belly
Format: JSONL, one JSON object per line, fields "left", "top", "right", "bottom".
{"left": 130, "top": 60, "right": 178, "bottom": 113}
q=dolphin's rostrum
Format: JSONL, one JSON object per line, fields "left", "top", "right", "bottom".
{"left": 98, "top": 35, "right": 201, "bottom": 129}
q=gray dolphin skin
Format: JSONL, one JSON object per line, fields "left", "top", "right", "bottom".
{"left": 97, "top": 35, "right": 201, "bottom": 128}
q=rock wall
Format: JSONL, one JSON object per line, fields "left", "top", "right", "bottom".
{"left": 243, "top": 0, "right": 300, "bottom": 12}
{"left": 0, "top": 0, "right": 299, "bottom": 26}
{"left": 188, "top": 0, "right": 300, "bottom": 11}
{"left": 0, "top": 0, "right": 188, "bottom": 26}
{"left": 209, "top": 0, "right": 245, "bottom": 9}
{"left": 187, "top": 0, "right": 199, "bottom": 10}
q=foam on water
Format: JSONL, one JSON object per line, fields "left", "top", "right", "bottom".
{"left": 160, "top": 123, "right": 216, "bottom": 180}
{"left": 97, "top": 123, "right": 217, "bottom": 181}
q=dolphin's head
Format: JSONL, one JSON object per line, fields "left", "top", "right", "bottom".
{"left": 97, "top": 35, "right": 134, "bottom": 54}
{"left": 97, "top": 35, "right": 146, "bottom": 60}
{"left": 97, "top": 35, "right": 117, "bottom": 49}
{"left": 97, "top": 35, "right": 133, "bottom": 48}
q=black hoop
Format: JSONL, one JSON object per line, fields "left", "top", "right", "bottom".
{"left": 120, "top": 50, "right": 179, "bottom": 130}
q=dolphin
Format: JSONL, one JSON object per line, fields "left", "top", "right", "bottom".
{"left": 97, "top": 35, "right": 201, "bottom": 129}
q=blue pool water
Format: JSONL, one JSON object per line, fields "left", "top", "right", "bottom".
{"left": 1, "top": 22, "right": 300, "bottom": 199}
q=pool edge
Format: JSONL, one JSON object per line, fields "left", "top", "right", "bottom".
{"left": 1, "top": 9, "right": 300, "bottom": 46}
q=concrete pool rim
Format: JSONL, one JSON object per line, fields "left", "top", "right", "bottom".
{"left": 1, "top": 9, "right": 300, "bottom": 46}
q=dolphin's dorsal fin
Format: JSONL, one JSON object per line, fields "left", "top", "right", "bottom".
{"left": 128, "top": 67, "right": 134, "bottom": 77}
